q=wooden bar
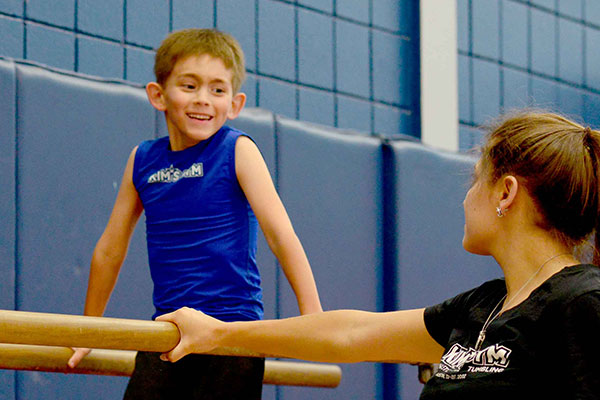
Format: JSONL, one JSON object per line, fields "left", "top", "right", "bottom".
{"left": 0, "top": 344, "right": 341, "bottom": 387}
{"left": 0, "top": 310, "right": 342, "bottom": 388}
{"left": 263, "top": 360, "right": 342, "bottom": 388}
{"left": 0, "top": 309, "right": 263, "bottom": 357}
{"left": 0, "top": 310, "right": 178, "bottom": 352}
{"left": 0, "top": 344, "right": 135, "bottom": 376}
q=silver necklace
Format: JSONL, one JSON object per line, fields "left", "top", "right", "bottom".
{"left": 474, "top": 253, "right": 569, "bottom": 351}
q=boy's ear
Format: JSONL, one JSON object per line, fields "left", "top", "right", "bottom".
{"left": 146, "top": 82, "right": 167, "bottom": 112}
{"left": 227, "top": 92, "right": 247, "bottom": 120}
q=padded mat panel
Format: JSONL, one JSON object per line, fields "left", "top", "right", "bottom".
{"left": 276, "top": 117, "right": 384, "bottom": 400}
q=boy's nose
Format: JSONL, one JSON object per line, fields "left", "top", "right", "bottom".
{"left": 194, "top": 89, "right": 210, "bottom": 104}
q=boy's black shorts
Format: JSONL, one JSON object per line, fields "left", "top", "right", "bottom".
{"left": 122, "top": 351, "right": 264, "bottom": 400}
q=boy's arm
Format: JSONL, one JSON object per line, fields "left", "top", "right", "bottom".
{"left": 235, "top": 136, "right": 322, "bottom": 314}
{"left": 82, "top": 147, "right": 143, "bottom": 316}
{"left": 68, "top": 147, "right": 143, "bottom": 367}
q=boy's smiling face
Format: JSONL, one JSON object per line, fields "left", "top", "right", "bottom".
{"left": 147, "top": 54, "right": 245, "bottom": 151}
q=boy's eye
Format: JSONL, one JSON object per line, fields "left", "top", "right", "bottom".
{"left": 179, "top": 82, "right": 196, "bottom": 90}
{"left": 213, "top": 87, "right": 226, "bottom": 94}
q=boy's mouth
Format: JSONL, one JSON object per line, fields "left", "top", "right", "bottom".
{"left": 188, "top": 113, "right": 212, "bottom": 121}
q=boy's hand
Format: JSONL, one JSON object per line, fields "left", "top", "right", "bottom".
{"left": 67, "top": 347, "right": 91, "bottom": 368}
{"left": 156, "top": 307, "right": 224, "bottom": 363}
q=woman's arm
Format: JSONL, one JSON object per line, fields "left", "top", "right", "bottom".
{"left": 157, "top": 307, "right": 444, "bottom": 364}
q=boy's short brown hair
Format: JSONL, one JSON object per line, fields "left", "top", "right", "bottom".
{"left": 154, "top": 28, "right": 246, "bottom": 93}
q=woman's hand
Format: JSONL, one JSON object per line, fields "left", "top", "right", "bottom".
{"left": 156, "top": 307, "right": 226, "bottom": 362}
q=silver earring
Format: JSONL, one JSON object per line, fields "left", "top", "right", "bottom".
{"left": 496, "top": 207, "right": 504, "bottom": 217}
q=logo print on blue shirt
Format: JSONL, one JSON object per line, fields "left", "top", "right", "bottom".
{"left": 148, "top": 163, "right": 204, "bottom": 183}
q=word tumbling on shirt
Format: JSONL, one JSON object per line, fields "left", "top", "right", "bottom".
{"left": 148, "top": 163, "right": 204, "bottom": 183}
{"left": 435, "top": 343, "right": 512, "bottom": 380}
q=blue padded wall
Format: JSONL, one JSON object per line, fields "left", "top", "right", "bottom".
{"left": 386, "top": 141, "right": 500, "bottom": 399}
{"left": 275, "top": 117, "right": 384, "bottom": 400}
{"left": 0, "top": 57, "right": 16, "bottom": 400}
{"left": 14, "top": 62, "right": 155, "bottom": 399}
{"left": 0, "top": 58, "right": 16, "bottom": 322}
{"left": 15, "top": 63, "right": 154, "bottom": 318}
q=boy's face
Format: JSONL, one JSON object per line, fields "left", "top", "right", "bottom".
{"left": 146, "top": 54, "right": 245, "bottom": 150}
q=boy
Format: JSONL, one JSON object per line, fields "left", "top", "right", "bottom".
{"left": 68, "top": 29, "right": 322, "bottom": 399}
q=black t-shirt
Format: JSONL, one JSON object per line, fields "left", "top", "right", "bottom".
{"left": 421, "top": 264, "right": 600, "bottom": 400}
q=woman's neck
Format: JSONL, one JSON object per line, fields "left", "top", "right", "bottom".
{"left": 494, "top": 233, "right": 578, "bottom": 311}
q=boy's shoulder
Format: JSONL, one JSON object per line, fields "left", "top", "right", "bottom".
{"left": 137, "top": 135, "right": 170, "bottom": 153}
{"left": 211, "top": 125, "right": 254, "bottom": 146}
{"left": 221, "top": 124, "right": 248, "bottom": 138}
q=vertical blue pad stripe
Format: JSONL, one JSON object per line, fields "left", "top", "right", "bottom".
{"left": 275, "top": 116, "right": 384, "bottom": 400}
{"left": 0, "top": 57, "right": 17, "bottom": 400}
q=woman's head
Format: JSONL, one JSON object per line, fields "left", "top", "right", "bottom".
{"left": 478, "top": 111, "right": 599, "bottom": 255}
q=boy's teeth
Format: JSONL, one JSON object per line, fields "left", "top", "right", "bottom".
{"left": 189, "top": 114, "right": 210, "bottom": 120}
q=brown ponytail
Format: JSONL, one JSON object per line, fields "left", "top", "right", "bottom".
{"left": 585, "top": 126, "right": 600, "bottom": 265}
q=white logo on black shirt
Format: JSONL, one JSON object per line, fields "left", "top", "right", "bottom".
{"left": 439, "top": 343, "right": 512, "bottom": 374}
{"left": 148, "top": 163, "right": 204, "bottom": 183}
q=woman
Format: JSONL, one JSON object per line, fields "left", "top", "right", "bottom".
{"left": 158, "top": 111, "right": 600, "bottom": 398}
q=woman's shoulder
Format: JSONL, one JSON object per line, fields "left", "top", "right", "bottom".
{"left": 429, "top": 278, "right": 507, "bottom": 314}
{"left": 552, "top": 264, "right": 600, "bottom": 290}
{"left": 540, "top": 264, "right": 600, "bottom": 305}
{"left": 468, "top": 278, "right": 507, "bottom": 299}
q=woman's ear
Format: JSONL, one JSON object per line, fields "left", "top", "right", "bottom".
{"left": 146, "top": 82, "right": 167, "bottom": 112}
{"left": 227, "top": 92, "right": 247, "bottom": 120}
{"left": 498, "top": 175, "right": 519, "bottom": 212}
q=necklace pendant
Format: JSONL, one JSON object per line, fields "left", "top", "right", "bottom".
{"left": 475, "top": 330, "right": 485, "bottom": 350}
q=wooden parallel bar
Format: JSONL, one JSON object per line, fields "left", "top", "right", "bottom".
{"left": 0, "top": 309, "right": 262, "bottom": 357}
{"left": 0, "top": 344, "right": 341, "bottom": 387}
{"left": 0, "top": 310, "right": 342, "bottom": 388}
{"left": 0, "top": 344, "right": 135, "bottom": 376}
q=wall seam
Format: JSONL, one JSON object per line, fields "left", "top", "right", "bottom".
{"left": 74, "top": 0, "right": 79, "bottom": 72}
{"left": 332, "top": 2, "right": 338, "bottom": 128}
{"left": 13, "top": 62, "right": 21, "bottom": 400}
{"left": 122, "top": 0, "right": 128, "bottom": 80}
{"left": 368, "top": 0, "right": 374, "bottom": 135}
{"left": 294, "top": 4, "right": 300, "bottom": 119}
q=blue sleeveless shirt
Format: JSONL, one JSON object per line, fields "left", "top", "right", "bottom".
{"left": 132, "top": 126, "right": 263, "bottom": 321}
